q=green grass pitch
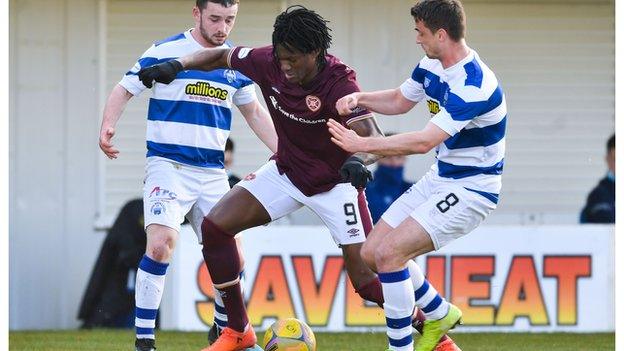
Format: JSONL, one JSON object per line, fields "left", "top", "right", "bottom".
{"left": 9, "top": 329, "right": 615, "bottom": 351}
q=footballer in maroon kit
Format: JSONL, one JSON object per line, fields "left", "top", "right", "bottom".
{"left": 139, "top": 5, "right": 459, "bottom": 351}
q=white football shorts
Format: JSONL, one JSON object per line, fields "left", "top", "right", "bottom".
{"left": 143, "top": 156, "right": 230, "bottom": 242}
{"left": 381, "top": 169, "right": 497, "bottom": 250}
{"left": 236, "top": 160, "right": 370, "bottom": 246}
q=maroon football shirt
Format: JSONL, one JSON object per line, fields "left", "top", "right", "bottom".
{"left": 227, "top": 46, "right": 372, "bottom": 196}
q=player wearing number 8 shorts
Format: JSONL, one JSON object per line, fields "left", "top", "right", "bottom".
{"left": 328, "top": 1, "right": 505, "bottom": 350}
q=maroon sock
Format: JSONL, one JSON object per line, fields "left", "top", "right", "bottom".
{"left": 355, "top": 277, "right": 384, "bottom": 308}
{"left": 201, "top": 218, "right": 247, "bottom": 332}
{"left": 218, "top": 283, "right": 249, "bottom": 332}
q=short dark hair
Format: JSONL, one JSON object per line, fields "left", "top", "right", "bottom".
{"left": 196, "top": 0, "right": 239, "bottom": 9}
{"left": 607, "top": 134, "right": 615, "bottom": 152}
{"left": 411, "top": 0, "right": 466, "bottom": 42}
{"left": 225, "top": 138, "right": 234, "bottom": 152}
{"left": 272, "top": 5, "right": 333, "bottom": 66}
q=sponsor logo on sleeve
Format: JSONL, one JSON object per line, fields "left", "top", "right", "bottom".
{"left": 427, "top": 99, "right": 440, "bottom": 115}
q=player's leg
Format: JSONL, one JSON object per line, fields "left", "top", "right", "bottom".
{"left": 201, "top": 161, "right": 303, "bottom": 351}
{"left": 199, "top": 186, "right": 269, "bottom": 348}
{"left": 136, "top": 159, "right": 195, "bottom": 351}
{"left": 375, "top": 218, "right": 461, "bottom": 351}
{"left": 302, "top": 183, "right": 431, "bottom": 344}
{"left": 398, "top": 184, "right": 495, "bottom": 351}
{"left": 375, "top": 218, "right": 438, "bottom": 351}
{"left": 360, "top": 219, "right": 394, "bottom": 272}
{"left": 367, "top": 180, "right": 460, "bottom": 351}
{"left": 206, "top": 237, "right": 246, "bottom": 343}
{"left": 134, "top": 224, "right": 178, "bottom": 351}
{"left": 186, "top": 172, "right": 248, "bottom": 344}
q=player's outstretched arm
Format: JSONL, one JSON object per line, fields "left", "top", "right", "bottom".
{"left": 328, "top": 119, "right": 450, "bottom": 156}
{"left": 138, "top": 48, "right": 231, "bottom": 88}
{"left": 336, "top": 116, "right": 384, "bottom": 189}
{"left": 238, "top": 100, "right": 278, "bottom": 153}
{"left": 336, "top": 88, "right": 417, "bottom": 116}
{"left": 99, "top": 84, "right": 134, "bottom": 159}
{"left": 346, "top": 116, "right": 384, "bottom": 165}
{"left": 177, "top": 47, "right": 230, "bottom": 72}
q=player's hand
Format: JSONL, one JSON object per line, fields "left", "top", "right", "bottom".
{"left": 99, "top": 127, "right": 119, "bottom": 159}
{"left": 335, "top": 93, "right": 359, "bottom": 115}
{"left": 327, "top": 119, "right": 368, "bottom": 153}
{"left": 340, "top": 156, "right": 372, "bottom": 189}
{"left": 138, "top": 60, "right": 183, "bottom": 88}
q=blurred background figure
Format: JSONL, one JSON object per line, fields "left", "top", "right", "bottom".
{"left": 580, "top": 134, "right": 615, "bottom": 223}
{"left": 365, "top": 134, "right": 413, "bottom": 224}
{"left": 225, "top": 138, "right": 242, "bottom": 188}
{"left": 78, "top": 199, "right": 145, "bottom": 328}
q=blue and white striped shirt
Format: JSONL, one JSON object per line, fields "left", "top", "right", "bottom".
{"left": 119, "top": 29, "right": 257, "bottom": 168}
{"left": 400, "top": 50, "right": 506, "bottom": 202}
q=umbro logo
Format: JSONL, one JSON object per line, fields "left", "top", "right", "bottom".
{"left": 347, "top": 228, "right": 360, "bottom": 237}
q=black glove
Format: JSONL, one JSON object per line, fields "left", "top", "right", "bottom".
{"left": 138, "top": 60, "right": 183, "bottom": 88}
{"left": 340, "top": 156, "right": 373, "bottom": 189}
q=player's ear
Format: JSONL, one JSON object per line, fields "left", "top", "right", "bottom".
{"left": 192, "top": 6, "right": 201, "bottom": 24}
{"left": 436, "top": 28, "right": 447, "bottom": 42}
{"left": 312, "top": 49, "right": 322, "bottom": 60}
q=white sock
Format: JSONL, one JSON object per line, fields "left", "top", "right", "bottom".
{"left": 379, "top": 268, "right": 415, "bottom": 351}
{"left": 135, "top": 255, "right": 168, "bottom": 339}
{"left": 407, "top": 260, "right": 449, "bottom": 320}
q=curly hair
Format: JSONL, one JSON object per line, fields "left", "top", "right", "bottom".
{"left": 272, "top": 5, "right": 333, "bottom": 66}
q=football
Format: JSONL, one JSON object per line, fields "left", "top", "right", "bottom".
{"left": 262, "top": 318, "right": 316, "bottom": 351}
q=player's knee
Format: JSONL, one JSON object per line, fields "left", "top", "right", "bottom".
{"left": 201, "top": 216, "right": 235, "bottom": 247}
{"left": 147, "top": 239, "right": 174, "bottom": 262}
{"left": 374, "top": 243, "right": 398, "bottom": 271}
{"left": 360, "top": 241, "right": 376, "bottom": 270}
{"left": 145, "top": 225, "right": 176, "bottom": 261}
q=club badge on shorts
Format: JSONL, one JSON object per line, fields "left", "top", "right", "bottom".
{"left": 306, "top": 95, "right": 321, "bottom": 112}
{"left": 151, "top": 202, "right": 165, "bottom": 215}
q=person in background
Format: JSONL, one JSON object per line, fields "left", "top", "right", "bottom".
{"left": 78, "top": 199, "right": 145, "bottom": 329}
{"left": 365, "top": 133, "right": 413, "bottom": 223}
{"left": 581, "top": 133, "right": 615, "bottom": 223}
{"left": 224, "top": 138, "right": 242, "bottom": 188}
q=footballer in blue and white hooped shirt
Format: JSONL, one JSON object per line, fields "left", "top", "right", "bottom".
{"left": 328, "top": 2, "right": 505, "bottom": 349}
{"left": 115, "top": 30, "right": 276, "bottom": 347}
{"left": 99, "top": 2, "right": 277, "bottom": 348}
{"left": 120, "top": 30, "right": 258, "bottom": 168}
{"left": 401, "top": 50, "right": 506, "bottom": 203}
